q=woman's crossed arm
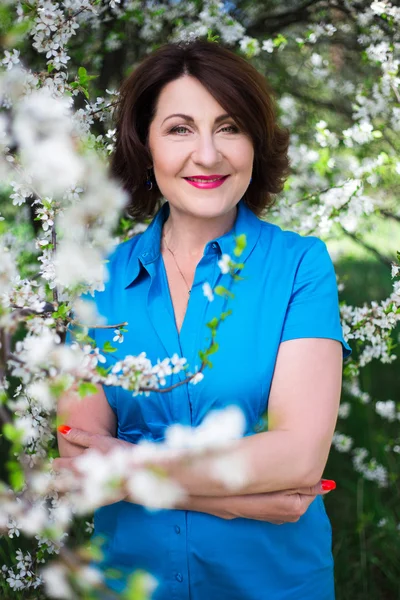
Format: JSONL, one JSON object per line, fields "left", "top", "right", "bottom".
{"left": 56, "top": 337, "right": 342, "bottom": 519}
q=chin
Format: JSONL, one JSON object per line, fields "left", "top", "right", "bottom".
{"left": 186, "top": 205, "right": 235, "bottom": 220}
{"left": 175, "top": 196, "right": 239, "bottom": 219}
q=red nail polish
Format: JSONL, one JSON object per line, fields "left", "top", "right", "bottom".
{"left": 57, "top": 425, "right": 71, "bottom": 435}
{"left": 321, "top": 479, "right": 336, "bottom": 491}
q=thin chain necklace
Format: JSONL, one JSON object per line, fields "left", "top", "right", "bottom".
{"left": 162, "top": 234, "right": 192, "bottom": 295}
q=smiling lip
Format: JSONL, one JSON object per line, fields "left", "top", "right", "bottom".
{"left": 184, "top": 175, "right": 230, "bottom": 189}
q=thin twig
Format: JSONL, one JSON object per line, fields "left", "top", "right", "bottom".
{"left": 379, "top": 209, "right": 400, "bottom": 223}
{"left": 70, "top": 320, "right": 128, "bottom": 329}
{"left": 138, "top": 263, "right": 240, "bottom": 394}
{"left": 338, "top": 224, "right": 393, "bottom": 266}
{"left": 51, "top": 223, "right": 59, "bottom": 305}
{"left": 10, "top": 304, "right": 55, "bottom": 319}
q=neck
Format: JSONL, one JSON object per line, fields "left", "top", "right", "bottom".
{"left": 162, "top": 204, "right": 238, "bottom": 258}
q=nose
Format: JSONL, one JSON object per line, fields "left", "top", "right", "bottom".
{"left": 192, "top": 132, "right": 222, "bottom": 168}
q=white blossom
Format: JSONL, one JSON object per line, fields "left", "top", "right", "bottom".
{"left": 190, "top": 371, "right": 204, "bottom": 385}
{"left": 112, "top": 329, "right": 124, "bottom": 343}
{"left": 217, "top": 253, "right": 231, "bottom": 275}
{"left": 2, "top": 49, "right": 21, "bottom": 71}
{"left": 41, "top": 563, "right": 73, "bottom": 599}
{"left": 262, "top": 39, "right": 274, "bottom": 53}
{"left": 375, "top": 400, "right": 398, "bottom": 422}
{"left": 332, "top": 432, "right": 353, "bottom": 453}
{"left": 165, "top": 406, "right": 246, "bottom": 452}
{"left": 239, "top": 36, "right": 260, "bottom": 56}
{"left": 127, "top": 469, "right": 187, "bottom": 510}
{"left": 338, "top": 402, "right": 351, "bottom": 419}
{"left": 202, "top": 281, "right": 214, "bottom": 302}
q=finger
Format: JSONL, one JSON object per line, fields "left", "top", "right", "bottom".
{"left": 288, "top": 479, "right": 336, "bottom": 496}
{"left": 57, "top": 425, "right": 95, "bottom": 448}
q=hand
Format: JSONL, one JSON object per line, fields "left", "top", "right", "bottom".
{"left": 227, "top": 480, "right": 335, "bottom": 524}
{"left": 53, "top": 426, "right": 133, "bottom": 475}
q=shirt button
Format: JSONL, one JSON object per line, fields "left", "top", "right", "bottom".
{"left": 176, "top": 573, "right": 183, "bottom": 582}
{"left": 174, "top": 525, "right": 180, "bottom": 534}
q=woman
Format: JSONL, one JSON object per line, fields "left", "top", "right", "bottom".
{"left": 57, "top": 40, "right": 352, "bottom": 599}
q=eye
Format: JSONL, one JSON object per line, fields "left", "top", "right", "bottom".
{"left": 169, "top": 125, "right": 191, "bottom": 135}
{"left": 219, "top": 125, "right": 240, "bottom": 133}
{"left": 168, "top": 124, "right": 240, "bottom": 135}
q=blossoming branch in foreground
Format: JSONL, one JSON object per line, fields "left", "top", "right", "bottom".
{"left": 1, "top": 0, "right": 400, "bottom": 596}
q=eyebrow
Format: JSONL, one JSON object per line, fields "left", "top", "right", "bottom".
{"left": 161, "top": 113, "right": 231, "bottom": 126}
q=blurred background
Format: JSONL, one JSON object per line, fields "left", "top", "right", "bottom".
{"left": 1, "top": 1, "right": 399, "bottom": 598}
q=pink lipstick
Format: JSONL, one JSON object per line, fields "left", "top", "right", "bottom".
{"left": 184, "top": 175, "right": 230, "bottom": 189}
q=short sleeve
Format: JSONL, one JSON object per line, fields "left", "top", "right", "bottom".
{"left": 280, "top": 238, "right": 352, "bottom": 359}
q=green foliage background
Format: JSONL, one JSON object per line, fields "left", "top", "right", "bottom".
{"left": 1, "top": 1, "right": 400, "bottom": 598}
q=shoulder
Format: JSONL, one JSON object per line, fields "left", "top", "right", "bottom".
{"left": 258, "top": 219, "right": 329, "bottom": 264}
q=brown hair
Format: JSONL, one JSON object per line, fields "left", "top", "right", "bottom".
{"left": 110, "top": 39, "right": 290, "bottom": 220}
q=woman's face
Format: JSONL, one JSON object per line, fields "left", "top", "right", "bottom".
{"left": 148, "top": 75, "right": 254, "bottom": 220}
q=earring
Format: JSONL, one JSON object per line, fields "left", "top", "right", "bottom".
{"left": 146, "top": 167, "right": 153, "bottom": 191}
{"left": 250, "top": 177, "right": 253, "bottom": 183}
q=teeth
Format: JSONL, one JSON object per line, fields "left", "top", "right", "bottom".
{"left": 187, "top": 177, "right": 224, "bottom": 183}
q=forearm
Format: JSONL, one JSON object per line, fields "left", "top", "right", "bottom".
{"left": 127, "top": 492, "right": 276, "bottom": 521}
{"left": 164, "top": 430, "right": 326, "bottom": 497}
{"left": 178, "top": 494, "right": 246, "bottom": 519}
{"left": 176, "top": 494, "right": 261, "bottom": 520}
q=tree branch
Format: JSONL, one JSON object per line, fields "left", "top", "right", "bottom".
{"left": 51, "top": 223, "right": 59, "bottom": 305}
{"left": 338, "top": 224, "right": 394, "bottom": 267}
{"left": 379, "top": 210, "right": 400, "bottom": 224}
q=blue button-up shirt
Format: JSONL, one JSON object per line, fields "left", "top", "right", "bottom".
{"left": 83, "top": 199, "right": 351, "bottom": 600}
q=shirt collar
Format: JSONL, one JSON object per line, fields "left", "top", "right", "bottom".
{"left": 123, "top": 202, "right": 169, "bottom": 288}
{"left": 203, "top": 199, "right": 262, "bottom": 262}
{"left": 123, "top": 199, "right": 262, "bottom": 288}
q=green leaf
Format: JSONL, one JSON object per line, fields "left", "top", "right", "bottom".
{"left": 3, "top": 423, "right": 22, "bottom": 444}
{"left": 123, "top": 569, "right": 154, "bottom": 600}
{"left": 198, "top": 350, "right": 213, "bottom": 368}
{"left": 273, "top": 33, "right": 287, "bottom": 47}
{"left": 233, "top": 233, "right": 247, "bottom": 257}
{"left": 6, "top": 459, "right": 25, "bottom": 491}
{"left": 96, "top": 365, "right": 111, "bottom": 377}
{"left": 207, "top": 342, "right": 219, "bottom": 355}
{"left": 77, "top": 382, "right": 98, "bottom": 398}
{"left": 9, "top": 466, "right": 25, "bottom": 492}
{"left": 75, "top": 331, "right": 95, "bottom": 346}
{"left": 78, "top": 66, "right": 88, "bottom": 83}
{"left": 220, "top": 310, "right": 232, "bottom": 321}
{"left": 52, "top": 303, "right": 70, "bottom": 319}
{"left": 49, "top": 376, "right": 71, "bottom": 399}
{"left": 103, "top": 340, "right": 117, "bottom": 353}
{"left": 214, "top": 285, "right": 234, "bottom": 298}
{"left": 206, "top": 317, "right": 219, "bottom": 329}
{"left": 207, "top": 29, "right": 220, "bottom": 43}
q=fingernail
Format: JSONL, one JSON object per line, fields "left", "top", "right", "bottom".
{"left": 321, "top": 479, "right": 336, "bottom": 491}
{"left": 57, "top": 425, "right": 71, "bottom": 435}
